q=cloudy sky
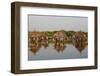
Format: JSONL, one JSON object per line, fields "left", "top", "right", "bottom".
{"left": 28, "top": 15, "right": 88, "bottom": 32}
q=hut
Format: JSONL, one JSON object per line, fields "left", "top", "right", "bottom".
{"left": 72, "top": 31, "right": 88, "bottom": 52}
{"left": 40, "top": 32, "right": 48, "bottom": 41}
{"left": 53, "top": 31, "right": 67, "bottom": 42}
{"left": 28, "top": 32, "right": 41, "bottom": 44}
{"left": 72, "top": 31, "right": 87, "bottom": 44}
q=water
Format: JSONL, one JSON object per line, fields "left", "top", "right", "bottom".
{"left": 28, "top": 43, "right": 88, "bottom": 61}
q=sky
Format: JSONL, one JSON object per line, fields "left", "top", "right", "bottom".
{"left": 28, "top": 15, "right": 88, "bottom": 32}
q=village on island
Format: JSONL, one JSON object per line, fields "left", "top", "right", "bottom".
{"left": 28, "top": 30, "right": 88, "bottom": 54}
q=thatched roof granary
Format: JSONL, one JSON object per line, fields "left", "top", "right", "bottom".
{"left": 53, "top": 31, "right": 68, "bottom": 42}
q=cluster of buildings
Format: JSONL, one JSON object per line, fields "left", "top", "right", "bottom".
{"left": 28, "top": 31, "right": 88, "bottom": 54}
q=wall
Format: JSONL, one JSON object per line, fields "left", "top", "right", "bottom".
{"left": 0, "top": 0, "right": 100, "bottom": 76}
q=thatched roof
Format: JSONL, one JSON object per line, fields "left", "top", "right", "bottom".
{"left": 53, "top": 31, "right": 67, "bottom": 38}
{"left": 72, "top": 31, "right": 87, "bottom": 42}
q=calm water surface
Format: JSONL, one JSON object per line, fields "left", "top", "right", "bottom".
{"left": 28, "top": 44, "right": 88, "bottom": 60}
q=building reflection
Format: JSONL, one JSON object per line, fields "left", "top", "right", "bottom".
{"left": 29, "top": 41, "right": 87, "bottom": 54}
{"left": 41, "top": 41, "right": 49, "bottom": 48}
{"left": 54, "top": 42, "right": 66, "bottom": 53}
{"left": 73, "top": 42, "right": 87, "bottom": 53}
{"left": 29, "top": 43, "right": 41, "bottom": 55}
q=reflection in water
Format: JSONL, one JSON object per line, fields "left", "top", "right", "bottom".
{"left": 28, "top": 31, "right": 88, "bottom": 55}
{"left": 54, "top": 42, "right": 66, "bottom": 53}
{"left": 41, "top": 41, "right": 49, "bottom": 48}
{"left": 29, "top": 43, "right": 41, "bottom": 55}
{"left": 73, "top": 42, "right": 87, "bottom": 53}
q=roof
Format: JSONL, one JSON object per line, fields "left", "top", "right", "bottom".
{"left": 53, "top": 31, "right": 67, "bottom": 38}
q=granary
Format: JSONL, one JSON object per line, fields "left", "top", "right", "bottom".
{"left": 53, "top": 31, "right": 67, "bottom": 42}
{"left": 72, "top": 31, "right": 88, "bottom": 52}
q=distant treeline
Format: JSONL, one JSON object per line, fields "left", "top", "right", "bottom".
{"left": 29, "top": 30, "right": 87, "bottom": 38}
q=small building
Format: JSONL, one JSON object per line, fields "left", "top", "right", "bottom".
{"left": 53, "top": 31, "right": 67, "bottom": 42}
{"left": 28, "top": 32, "right": 41, "bottom": 44}
{"left": 40, "top": 32, "right": 48, "bottom": 41}
{"left": 72, "top": 31, "right": 88, "bottom": 52}
{"left": 72, "top": 31, "right": 87, "bottom": 44}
